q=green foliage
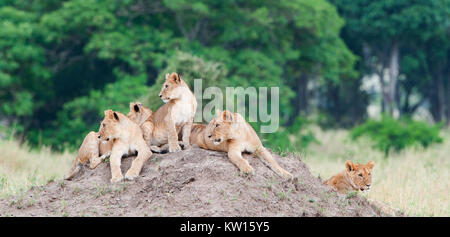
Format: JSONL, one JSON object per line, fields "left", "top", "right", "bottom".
{"left": 3, "top": 0, "right": 445, "bottom": 151}
{"left": 46, "top": 73, "right": 150, "bottom": 151}
{"left": 350, "top": 116, "right": 443, "bottom": 157}
{"left": 0, "top": 7, "right": 49, "bottom": 119}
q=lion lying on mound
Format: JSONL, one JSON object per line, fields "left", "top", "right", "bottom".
{"left": 191, "top": 110, "right": 293, "bottom": 179}
{"left": 324, "top": 160, "right": 374, "bottom": 193}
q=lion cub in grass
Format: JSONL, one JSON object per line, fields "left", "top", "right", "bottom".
{"left": 98, "top": 110, "right": 152, "bottom": 183}
{"left": 154, "top": 72, "right": 197, "bottom": 152}
{"left": 324, "top": 160, "right": 374, "bottom": 193}
{"left": 193, "top": 110, "right": 293, "bottom": 179}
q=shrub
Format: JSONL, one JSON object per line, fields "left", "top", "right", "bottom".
{"left": 350, "top": 116, "right": 443, "bottom": 157}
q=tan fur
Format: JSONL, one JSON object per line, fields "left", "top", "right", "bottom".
{"left": 64, "top": 131, "right": 113, "bottom": 180}
{"left": 193, "top": 110, "right": 293, "bottom": 179}
{"left": 324, "top": 160, "right": 375, "bottom": 193}
{"left": 65, "top": 104, "right": 148, "bottom": 180}
{"left": 98, "top": 110, "right": 152, "bottom": 183}
{"left": 127, "top": 102, "right": 180, "bottom": 153}
{"left": 146, "top": 72, "right": 197, "bottom": 152}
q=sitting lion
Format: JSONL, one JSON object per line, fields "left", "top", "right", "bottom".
{"left": 139, "top": 72, "right": 197, "bottom": 153}
{"left": 192, "top": 109, "right": 293, "bottom": 179}
{"left": 65, "top": 102, "right": 150, "bottom": 180}
{"left": 323, "top": 160, "right": 375, "bottom": 193}
{"left": 98, "top": 109, "right": 152, "bottom": 183}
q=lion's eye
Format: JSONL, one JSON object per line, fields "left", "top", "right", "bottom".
{"left": 102, "top": 123, "right": 105, "bottom": 127}
{"left": 215, "top": 124, "right": 219, "bottom": 128}
{"left": 359, "top": 173, "right": 363, "bottom": 177}
{"left": 165, "top": 85, "right": 168, "bottom": 88}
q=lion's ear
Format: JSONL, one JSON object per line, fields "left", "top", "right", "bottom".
{"left": 113, "top": 112, "right": 120, "bottom": 121}
{"left": 223, "top": 110, "right": 234, "bottom": 122}
{"left": 345, "top": 160, "right": 354, "bottom": 172}
{"left": 104, "top": 110, "right": 113, "bottom": 118}
{"left": 367, "top": 160, "right": 374, "bottom": 169}
{"left": 170, "top": 72, "right": 181, "bottom": 84}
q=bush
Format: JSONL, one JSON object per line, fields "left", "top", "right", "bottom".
{"left": 350, "top": 116, "right": 443, "bottom": 157}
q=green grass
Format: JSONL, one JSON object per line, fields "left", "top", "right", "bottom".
{"left": 302, "top": 128, "right": 450, "bottom": 217}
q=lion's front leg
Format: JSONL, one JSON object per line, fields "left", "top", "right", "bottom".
{"left": 125, "top": 140, "right": 152, "bottom": 180}
{"left": 227, "top": 144, "right": 254, "bottom": 175}
{"left": 181, "top": 121, "right": 193, "bottom": 149}
{"left": 166, "top": 118, "right": 182, "bottom": 152}
{"left": 109, "top": 144, "right": 125, "bottom": 183}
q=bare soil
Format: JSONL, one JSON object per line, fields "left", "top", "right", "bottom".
{"left": 0, "top": 146, "right": 387, "bottom": 216}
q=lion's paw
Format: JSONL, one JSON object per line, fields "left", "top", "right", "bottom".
{"left": 124, "top": 171, "right": 138, "bottom": 181}
{"left": 110, "top": 175, "right": 124, "bottom": 183}
{"left": 169, "top": 144, "right": 182, "bottom": 153}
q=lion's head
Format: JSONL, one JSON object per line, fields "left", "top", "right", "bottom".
{"left": 98, "top": 110, "right": 126, "bottom": 142}
{"left": 207, "top": 110, "right": 245, "bottom": 145}
{"left": 127, "top": 102, "right": 153, "bottom": 126}
{"left": 345, "top": 160, "right": 375, "bottom": 191}
{"left": 158, "top": 72, "right": 187, "bottom": 103}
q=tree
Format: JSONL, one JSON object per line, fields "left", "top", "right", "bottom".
{"left": 333, "top": 0, "right": 450, "bottom": 122}
{"left": 0, "top": 0, "right": 362, "bottom": 150}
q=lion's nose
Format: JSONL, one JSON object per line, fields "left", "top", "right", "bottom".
{"left": 215, "top": 138, "right": 221, "bottom": 142}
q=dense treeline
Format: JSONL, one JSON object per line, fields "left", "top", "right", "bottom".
{"left": 0, "top": 0, "right": 448, "bottom": 151}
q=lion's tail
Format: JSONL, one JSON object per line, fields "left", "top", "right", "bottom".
{"left": 64, "top": 155, "right": 81, "bottom": 180}
{"left": 255, "top": 147, "right": 293, "bottom": 179}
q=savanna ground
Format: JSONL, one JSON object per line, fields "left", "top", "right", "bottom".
{"left": 0, "top": 129, "right": 448, "bottom": 216}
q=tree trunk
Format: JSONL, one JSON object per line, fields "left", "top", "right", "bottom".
{"left": 287, "top": 74, "right": 308, "bottom": 126}
{"left": 387, "top": 41, "right": 399, "bottom": 116}
{"left": 436, "top": 74, "right": 445, "bottom": 123}
{"left": 446, "top": 72, "right": 450, "bottom": 126}
{"left": 297, "top": 74, "right": 308, "bottom": 115}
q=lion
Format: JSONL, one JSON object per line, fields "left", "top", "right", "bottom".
{"left": 144, "top": 72, "right": 197, "bottom": 152}
{"left": 64, "top": 103, "right": 148, "bottom": 180}
{"left": 323, "top": 160, "right": 375, "bottom": 193}
{"left": 64, "top": 131, "right": 113, "bottom": 180}
{"left": 127, "top": 101, "right": 183, "bottom": 153}
{"left": 98, "top": 109, "right": 152, "bottom": 183}
{"left": 195, "top": 109, "right": 293, "bottom": 179}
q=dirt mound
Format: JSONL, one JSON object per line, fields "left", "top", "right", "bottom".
{"left": 0, "top": 147, "right": 386, "bottom": 216}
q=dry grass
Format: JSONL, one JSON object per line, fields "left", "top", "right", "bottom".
{"left": 0, "top": 139, "right": 73, "bottom": 198}
{"left": 303, "top": 128, "right": 450, "bottom": 217}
